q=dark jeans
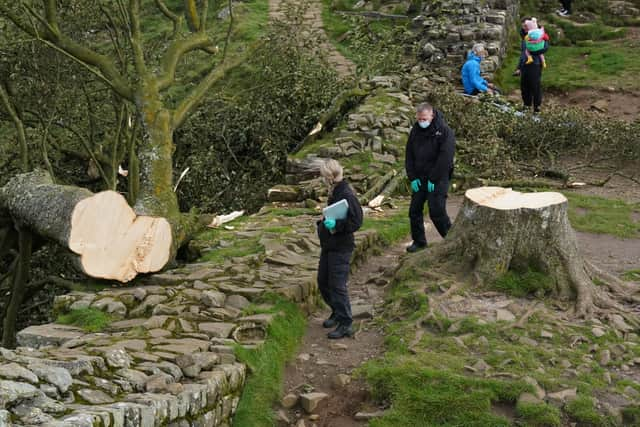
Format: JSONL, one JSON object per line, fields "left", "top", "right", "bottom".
{"left": 317, "top": 250, "right": 353, "bottom": 326}
{"left": 521, "top": 63, "right": 542, "bottom": 111}
{"left": 409, "top": 180, "right": 451, "bottom": 246}
{"left": 561, "top": 0, "right": 572, "bottom": 12}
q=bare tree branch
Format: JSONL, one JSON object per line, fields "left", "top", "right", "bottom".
{"left": 157, "top": 32, "right": 215, "bottom": 90}
{"left": 153, "top": 0, "right": 182, "bottom": 36}
{"left": 0, "top": 81, "right": 29, "bottom": 172}
{"left": 184, "top": 0, "right": 201, "bottom": 32}
{"left": 128, "top": 0, "right": 147, "bottom": 77}
{"left": 0, "top": 3, "right": 134, "bottom": 100}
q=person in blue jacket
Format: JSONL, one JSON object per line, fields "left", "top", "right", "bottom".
{"left": 461, "top": 44, "right": 496, "bottom": 95}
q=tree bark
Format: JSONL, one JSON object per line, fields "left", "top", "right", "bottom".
{"left": 0, "top": 170, "right": 172, "bottom": 282}
{"left": 431, "top": 187, "right": 638, "bottom": 317}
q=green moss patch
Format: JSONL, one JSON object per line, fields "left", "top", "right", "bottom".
{"left": 57, "top": 308, "right": 112, "bottom": 333}
{"left": 232, "top": 294, "right": 306, "bottom": 427}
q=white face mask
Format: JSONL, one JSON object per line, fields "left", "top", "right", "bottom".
{"left": 418, "top": 120, "right": 431, "bottom": 129}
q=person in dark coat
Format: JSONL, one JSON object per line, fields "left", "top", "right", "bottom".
{"left": 519, "top": 33, "right": 549, "bottom": 113}
{"left": 405, "top": 103, "right": 455, "bottom": 253}
{"left": 317, "top": 159, "right": 363, "bottom": 339}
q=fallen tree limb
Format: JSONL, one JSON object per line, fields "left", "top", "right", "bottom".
{"left": 0, "top": 170, "right": 172, "bottom": 282}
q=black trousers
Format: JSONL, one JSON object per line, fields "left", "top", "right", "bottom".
{"left": 317, "top": 250, "right": 353, "bottom": 326}
{"left": 409, "top": 180, "right": 451, "bottom": 246}
{"left": 521, "top": 63, "right": 542, "bottom": 111}
{"left": 560, "top": 0, "right": 572, "bottom": 12}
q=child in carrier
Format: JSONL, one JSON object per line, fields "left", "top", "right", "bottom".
{"left": 524, "top": 18, "right": 549, "bottom": 68}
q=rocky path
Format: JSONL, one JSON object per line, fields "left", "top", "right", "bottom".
{"left": 268, "top": 0, "right": 356, "bottom": 77}
{"left": 275, "top": 205, "right": 455, "bottom": 427}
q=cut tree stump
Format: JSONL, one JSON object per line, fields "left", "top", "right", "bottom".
{"left": 0, "top": 170, "right": 171, "bottom": 282}
{"left": 432, "top": 187, "right": 639, "bottom": 318}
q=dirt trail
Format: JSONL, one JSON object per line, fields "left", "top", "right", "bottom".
{"left": 277, "top": 191, "right": 639, "bottom": 425}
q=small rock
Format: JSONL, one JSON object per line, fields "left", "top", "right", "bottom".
{"left": 329, "top": 343, "right": 348, "bottom": 351}
{"left": 477, "top": 336, "right": 489, "bottom": 346}
{"left": 28, "top": 364, "right": 72, "bottom": 393}
{"left": 77, "top": 388, "right": 114, "bottom": 404}
{"left": 624, "top": 386, "right": 640, "bottom": 398}
{"left": 540, "top": 330, "right": 553, "bottom": 339}
{"left": 547, "top": 388, "right": 577, "bottom": 404}
{"left": 333, "top": 374, "right": 351, "bottom": 388}
{"left": 104, "top": 348, "right": 132, "bottom": 369}
{"left": 201, "top": 290, "right": 226, "bottom": 308}
{"left": 473, "top": 359, "right": 491, "bottom": 373}
{"left": 519, "top": 336, "right": 539, "bottom": 347}
{"left": 496, "top": 309, "right": 515, "bottom": 322}
{"left": 226, "top": 294, "right": 250, "bottom": 310}
{"left": 0, "top": 363, "right": 39, "bottom": 384}
{"left": 300, "top": 392, "right": 328, "bottom": 413}
{"left": 591, "top": 99, "right": 609, "bottom": 112}
{"left": 281, "top": 393, "right": 298, "bottom": 409}
{"left": 518, "top": 392, "right": 542, "bottom": 405}
{"left": 145, "top": 374, "right": 169, "bottom": 393}
{"left": 610, "top": 314, "right": 633, "bottom": 332}
{"left": 354, "top": 411, "right": 385, "bottom": 420}
{"left": 309, "top": 414, "right": 320, "bottom": 421}
{"left": 592, "top": 327, "right": 606, "bottom": 338}
{"left": 523, "top": 376, "right": 545, "bottom": 399}
{"left": 297, "top": 353, "right": 311, "bottom": 362}
{"left": 295, "top": 419, "right": 306, "bottom": 427}
{"left": 603, "top": 371, "right": 612, "bottom": 384}
{"left": 599, "top": 350, "right": 611, "bottom": 366}
{"left": 560, "top": 359, "right": 572, "bottom": 369}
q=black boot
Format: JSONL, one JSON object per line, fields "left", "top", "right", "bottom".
{"left": 406, "top": 242, "right": 427, "bottom": 253}
{"left": 328, "top": 324, "right": 354, "bottom": 339}
{"left": 322, "top": 314, "right": 338, "bottom": 329}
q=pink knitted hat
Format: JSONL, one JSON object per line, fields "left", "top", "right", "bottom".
{"left": 524, "top": 18, "right": 539, "bottom": 31}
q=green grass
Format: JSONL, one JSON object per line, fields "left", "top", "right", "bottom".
{"left": 492, "top": 269, "right": 553, "bottom": 298}
{"left": 232, "top": 294, "right": 306, "bottom": 427}
{"left": 516, "top": 401, "right": 562, "bottom": 427}
{"left": 361, "top": 358, "right": 530, "bottom": 427}
{"left": 57, "top": 308, "right": 112, "bottom": 332}
{"left": 565, "top": 395, "right": 616, "bottom": 426}
{"left": 495, "top": 18, "right": 640, "bottom": 93}
{"left": 622, "top": 269, "right": 640, "bottom": 281}
{"left": 199, "top": 237, "right": 263, "bottom": 263}
{"left": 361, "top": 205, "right": 410, "bottom": 245}
{"left": 564, "top": 193, "right": 640, "bottom": 238}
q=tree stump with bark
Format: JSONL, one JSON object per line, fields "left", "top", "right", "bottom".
{"left": 431, "top": 187, "right": 639, "bottom": 319}
{"left": 0, "top": 171, "right": 172, "bottom": 282}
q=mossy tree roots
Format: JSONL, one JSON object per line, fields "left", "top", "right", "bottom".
{"left": 428, "top": 187, "right": 639, "bottom": 321}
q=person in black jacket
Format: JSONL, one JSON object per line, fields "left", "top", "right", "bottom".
{"left": 317, "top": 159, "right": 363, "bottom": 339}
{"left": 405, "top": 103, "right": 455, "bottom": 253}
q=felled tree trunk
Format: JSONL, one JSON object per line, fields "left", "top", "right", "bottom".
{"left": 434, "top": 187, "right": 638, "bottom": 318}
{"left": 0, "top": 170, "right": 172, "bottom": 282}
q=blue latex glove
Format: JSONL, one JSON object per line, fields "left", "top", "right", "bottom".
{"left": 323, "top": 218, "right": 336, "bottom": 231}
{"left": 427, "top": 180, "right": 435, "bottom": 193}
{"left": 411, "top": 179, "right": 421, "bottom": 193}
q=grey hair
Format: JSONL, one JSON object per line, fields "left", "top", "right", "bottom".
{"left": 472, "top": 43, "right": 486, "bottom": 56}
{"left": 319, "top": 159, "right": 343, "bottom": 184}
{"left": 416, "top": 102, "right": 433, "bottom": 113}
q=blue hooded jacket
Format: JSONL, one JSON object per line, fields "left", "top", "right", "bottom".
{"left": 461, "top": 51, "right": 488, "bottom": 94}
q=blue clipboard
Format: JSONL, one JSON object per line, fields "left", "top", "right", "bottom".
{"left": 323, "top": 199, "right": 349, "bottom": 220}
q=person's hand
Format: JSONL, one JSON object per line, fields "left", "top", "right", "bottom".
{"left": 323, "top": 218, "right": 336, "bottom": 231}
{"left": 487, "top": 82, "right": 495, "bottom": 89}
{"left": 411, "top": 179, "right": 421, "bottom": 193}
{"left": 487, "top": 88, "right": 495, "bottom": 95}
{"left": 427, "top": 180, "right": 435, "bottom": 192}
